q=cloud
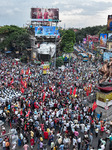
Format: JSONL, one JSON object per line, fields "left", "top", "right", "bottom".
{"left": 0, "top": 0, "right": 112, "bottom": 28}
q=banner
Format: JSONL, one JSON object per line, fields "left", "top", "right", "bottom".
{"left": 107, "top": 15, "right": 112, "bottom": 30}
{"left": 100, "top": 33, "right": 107, "bottom": 47}
{"left": 103, "top": 52, "right": 112, "bottom": 61}
{"left": 108, "top": 33, "right": 112, "bottom": 39}
{"left": 31, "top": 8, "right": 59, "bottom": 22}
{"left": 43, "top": 64, "right": 50, "bottom": 74}
{"left": 35, "top": 26, "right": 60, "bottom": 37}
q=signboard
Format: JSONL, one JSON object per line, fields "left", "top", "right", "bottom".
{"left": 103, "top": 52, "right": 112, "bottom": 61}
{"left": 107, "top": 15, "right": 112, "bottom": 31}
{"left": 87, "top": 35, "right": 99, "bottom": 43}
{"left": 97, "top": 91, "right": 112, "bottom": 102}
{"left": 108, "top": 33, "right": 112, "bottom": 40}
{"left": 100, "top": 33, "right": 107, "bottom": 47}
{"left": 31, "top": 8, "right": 59, "bottom": 22}
{"left": 43, "top": 64, "right": 50, "bottom": 74}
{"left": 35, "top": 26, "right": 60, "bottom": 37}
{"left": 96, "top": 91, "right": 112, "bottom": 108}
{"left": 32, "top": 52, "right": 37, "bottom": 59}
{"left": 83, "top": 38, "right": 87, "bottom": 44}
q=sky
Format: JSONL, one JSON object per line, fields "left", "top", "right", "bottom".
{"left": 0, "top": 0, "right": 112, "bottom": 29}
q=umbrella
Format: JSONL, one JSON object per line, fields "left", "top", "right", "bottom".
{"left": 5, "top": 51, "right": 12, "bottom": 54}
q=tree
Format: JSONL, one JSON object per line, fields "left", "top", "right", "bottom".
{"left": 56, "top": 57, "right": 64, "bottom": 68}
{"left": 0, "top": 25, "right": 30, "bottom": 54}
{"left": 60, "top": 29, "right": 76, "bottom": 53}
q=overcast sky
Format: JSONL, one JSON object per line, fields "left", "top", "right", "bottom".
{"left": 0, "top": 0, "right": 112, "bottom": 28}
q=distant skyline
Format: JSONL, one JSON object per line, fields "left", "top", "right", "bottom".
{"left": 0, "top": 0, "right": 112, "bottom": 28}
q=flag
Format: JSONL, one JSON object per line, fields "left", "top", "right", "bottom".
{"left": 21, "top": 69, "right": 24, "bottom": 75}
{"left": 43, "top": 92, "right": 46, "bottom": 101}
{"left": 86, "top": 90, "right": 89, "bottom": 96}
{"left": 21, "top": 78, "right": 24, "bottom": 86}
{"left": 16, "top": 61, "right": 18, "bottom": 65}
{"left": 20, "top": 110, "right": 22, "bottom": 115}
{"left": 24, "top": 124, "right": 27, "bottom": 130}
{"left": 10, "top": 122, "right": 12, "bottom": 128}
{"left": 25, "top": 68, "right": 29, "bottom": 75}
{"left": 10, "top": 78, "right": 14, "bottom": 84}
{"left": 24, "top": 81, "right": 27, "bottom": 88}
{"left": 73, "top": 87, "right": 76, "bottom": 96}
{"left": 21, "top": 87, "right": 24, "bottom": 93}
{"left": 92, "top": 101, "right": 97, "bottom": 111}
{"left": 70, "top": 87, "right": 72, "bottom": 95}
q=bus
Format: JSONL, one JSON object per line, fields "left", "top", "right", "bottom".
{"left": 78, "top": 53, "right": 88, "bottom": 62}
{"left": 74, "top": 46, "right": 81, "bottom": 55}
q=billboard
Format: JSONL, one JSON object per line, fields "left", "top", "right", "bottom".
{"left": 103, "top": 52, "right": 112, "bottom": 61}
{"left": 43, "top": 64, "right": 50, "bottom": 74}
{"left": 83, "top": 38, "right": 87, "bottom": 44}
{"left": 87, "top": 35, "right": 99, "bottom": 43}
{"left": 107, "top": 15, "right": 112, "bottom": 30}
{"left": 100, "top": 33, "right": 107, "bottom": 47}
{"left": 35, "top": 26, "right": 60, "bottom": 37}
{"left": 31, "top": 8, "right": 59, "bottom": 22}
{"left": 108, "top": 33, "right": 112, "bottom": 40}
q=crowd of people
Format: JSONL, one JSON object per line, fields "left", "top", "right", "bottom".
{"left": 0, "top": 54, "right": 112, "bottom": 150}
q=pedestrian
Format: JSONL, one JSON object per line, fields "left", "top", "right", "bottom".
{"left": 77, "top": 136, "right": 81, "bottom": 150}
{"left": 23, "top": 143, "right": 29, "bottom": 150}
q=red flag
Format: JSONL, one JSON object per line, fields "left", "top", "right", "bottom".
{"left": 24, "top": 124, "right": 27, "bottom": 130}
{"left": 92, "top": 101, "right": 97, "bottom": 111}
{"left": 24, "top": 81, "right": 27, "bottom": 88}
{"left": 21, "top": 78, "right": 24, "bottom": 86}
{"left": 26, "top": 69, "right": 29, "bottom": 75}
{"left": 70, "top": 87, "right": 72, "bottom": 95}
{"left": 10, "top": 122, "right": 12, "bottom": 128}
{"left": 21, "top": 87, "right": 24, "bottom": 93}
{"left": 21, "top": 69, "right": 24, "bottom": 75}
{"left": 10, "top": 78, "right": 14, "bottom": 85}
{"left": 86, "top": 90, "right": 89, "bottom": 96}
{"left": 43, "top": 92, "right": 46, "bottom": 101}
{"left": 16, "top": 61, "right": 18, "bottom": 65}
{"left": 73, "top": 87, "right": 76, "bottom": 96}
{"left": 20, "top": 110, "right": 22, "bottom": 115}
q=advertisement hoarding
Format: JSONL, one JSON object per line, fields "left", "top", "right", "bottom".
{"left": 31, "top": 8, "right": 59, "bottom": 22}
{"left": 87, "top": 35, "right": 99, "bottom": 43}
{"left": 35, "top": 26, "right": 60, "bottom": 37}
{"left": 83, "top": 38, "right": 87, "bottom": 44}
{"left": 107, "top": 15, "right": 112, "bottom": 31}
{"left": 108, "top": 33, "right": 112, "bottom": 40}
{"left": 43, "top": 64, "right": 50, "bottom": 74}
{"left": 100, "top": 33, "right": 107, "bottom": 47}
{"left": 103, "top": 52, "right": 112, "bottom": 61}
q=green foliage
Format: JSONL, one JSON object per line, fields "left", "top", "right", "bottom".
{"left": 75, "top": 25, "right": 108, "bottom": 43}
{"left": 56, "top": 57, "right": 64, "bottom": 68}
{"left": 60, "top": 29, "right": 76, "bottom": 53}
{"left": 0, "top": 25, "right": 30, "bottom": 53}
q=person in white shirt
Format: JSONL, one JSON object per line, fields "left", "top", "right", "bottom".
{"left": 2, "top": 140, "right": 6, "bottom": 150}
{"left": 73, "top": 137, "right": 77, "bottom": 147}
